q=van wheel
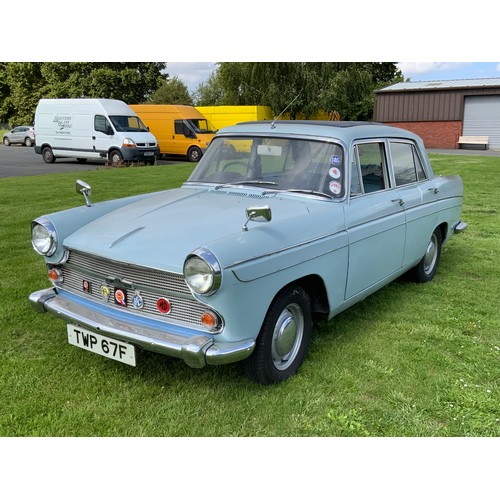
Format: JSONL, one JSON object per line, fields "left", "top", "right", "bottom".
{"left": 24, "top": 137, "right": 33, "bottom": 147}
{"left": 187, "top": 146, "right": 202, "bottom": 162}
{"left": 42, "top": 146, "right": 55, "bottom": 163}
{"left": 244, "top": 285, "right": 312, "bottom": 385}
{"left": 109, "top": 150, "right": 123, "bottom": 166}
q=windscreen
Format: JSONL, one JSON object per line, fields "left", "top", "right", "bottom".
{"left": 186, "top": 136, "right": 345, "bottom": 198}
{"left": 109, "top": 115, "right": 149, "bottom": 132}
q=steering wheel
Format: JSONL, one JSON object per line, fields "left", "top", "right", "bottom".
{"left": 221, "top": 161, "right": 251, "bottom": 173}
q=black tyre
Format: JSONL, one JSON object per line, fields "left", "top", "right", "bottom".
{"left": 3, "top": 137, "right": 10, "bottom": 146}
{"left": 24, "top": 137, "right": 33, "bottom": 147}
{"left": 42, "top": 146, "right": 55, "bottom": 163}
{"left": 187, "top": 146, "right": 202, "bottom": 162}
{"left": 109, "top": 150, "right": 123, "bottom": 166}
{"left": 407, "top": 228, "right": 442, "bottom": 283}
{"left": 245, "top": 285, "right": 312, "bottom": 385}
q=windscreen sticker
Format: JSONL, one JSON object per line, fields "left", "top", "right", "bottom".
{"left": 329, "top": 181, "right": 342, "bottom": 195}
{"left": 330, "top": 155, "right": 341, "bottom": 165}
{"left": 329, "top": 166, "right": 341, "bottom": 179}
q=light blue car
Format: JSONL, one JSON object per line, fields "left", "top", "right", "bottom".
{"left": 29, "top": 121, "right": 467, "bottom": 384}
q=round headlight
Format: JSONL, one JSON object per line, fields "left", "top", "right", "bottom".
{"left": 31, "top": 217, "right": 57, "bottom": 256}
{"left": 183, "top": 249, "right": 221, "bottom": 295}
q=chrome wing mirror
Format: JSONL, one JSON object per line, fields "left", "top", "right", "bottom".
{"left": 242, "top": 206, "right": 272, "bottom": 231}
{"left": 76, "top": 179, "right": 92, "bottom": 207}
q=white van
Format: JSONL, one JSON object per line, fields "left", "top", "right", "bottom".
{"left": 34, "top": 98, "right": 159, "bottom": 165}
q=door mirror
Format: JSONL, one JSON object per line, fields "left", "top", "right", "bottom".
{"left": 242, "top": 206, "right": 272, "bottom": 231}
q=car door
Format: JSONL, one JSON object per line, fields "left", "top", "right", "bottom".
{"left": 387, "top": 140, "right": 440, "bottom": 268}
{"left": 11, "top": 127, "right": 23, "bottom": 143}
{"left": 344, "top": 140, "right": 406, "bottom": 299}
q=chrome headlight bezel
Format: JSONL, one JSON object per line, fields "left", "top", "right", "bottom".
{"left": 31, "top": 217, "right": 58, "bottom": 256}
{"left": 183, "top": 248, "right": 221, "bottom": 296}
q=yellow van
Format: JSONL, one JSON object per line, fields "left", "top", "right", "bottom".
{"left": 130, "top": 104, "right": 216, "bottom": 162}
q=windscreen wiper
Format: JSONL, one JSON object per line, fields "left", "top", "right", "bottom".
{"left": 214, "top": 180, "right": 278, "bottom": 190}
{"left": 282, "top": 189, "right": 333, "bottom": 199}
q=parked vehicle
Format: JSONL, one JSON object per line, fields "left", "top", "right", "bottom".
{"left": 29, "top": 121, "right": 466, "bottom": 384}
{"left": 34, "top": 99, "right": 159, "bottom": 165}
{"left": 130, "top": 104, "right": 216, "bottom": 162}
{"left": 3, "top": 126, "right": 35, "bottom": 147}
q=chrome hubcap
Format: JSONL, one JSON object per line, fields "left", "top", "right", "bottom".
{"left": 271, "top": 303, "right": 304, "bottom": 371}
{"left": 423, "top": 233, "right": 438, "bottom": 274}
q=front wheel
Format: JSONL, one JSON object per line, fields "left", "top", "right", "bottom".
{"left": 3, "top": 137, "right": 10, "bottom": 146}
{"left": 109, "top": 150, "right": 123, "bottom": 166}
{"left": 407, "top": 228, "right": 442, "bottom": 283}
{"left": 42, "top": 146, "right": 55, "bottom": 163}
{"left": 245, "top": 285, "right": 312, "bottom": 385}
{"left": 187, "top": 146, "right": 202, "bottom": 162}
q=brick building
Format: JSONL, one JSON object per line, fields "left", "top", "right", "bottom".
{"left": 374, "top": 78, "right": 500, "bottom": 149}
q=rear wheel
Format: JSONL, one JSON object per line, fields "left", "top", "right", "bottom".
{"left": 407, "top": 228, "right": 442, "bottom": 283}
{"left": 24, "top": 137, "right": 33, "bottom": 147}
{"left": 42, "top": 146, "right": 55, "bottom": 163}
{"left": 245, "top": 285, "right": 312, "bottom": 385}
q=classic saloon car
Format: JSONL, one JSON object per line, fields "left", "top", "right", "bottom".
{"left": 29, "top": 121, "right": 466, "bottom": 384}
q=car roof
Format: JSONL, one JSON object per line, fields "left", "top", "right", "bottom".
{"left": 217, "top": 120, "right": 422, "bottom": 145}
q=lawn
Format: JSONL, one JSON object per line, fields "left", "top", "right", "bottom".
{"left": 0, "top": 156, "right": 498, "bottom": 437}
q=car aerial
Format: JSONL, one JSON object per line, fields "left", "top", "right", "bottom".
{"left": 3, "top": 126, "right": 35, "bottom": 147}
{"left": 29, "top": 121, "right": 467, "bottom": 384}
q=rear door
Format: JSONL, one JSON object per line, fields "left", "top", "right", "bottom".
{"left": 345, "top": 140, "right": 406, "bottom": 299}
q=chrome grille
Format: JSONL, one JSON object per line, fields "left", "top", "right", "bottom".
{"left": 58, "top": 250, "right": 215, "bottom": 330}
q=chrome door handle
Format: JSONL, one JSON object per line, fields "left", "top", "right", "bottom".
{"left": 392, "top": 198, "right": 405, "bottom": 206}
{"left": 428, "top": 187, "right": 439, "bottom": 194}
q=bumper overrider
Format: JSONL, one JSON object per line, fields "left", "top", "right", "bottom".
{"left": 29, "top": 288, "right": 255, "bottom": 368}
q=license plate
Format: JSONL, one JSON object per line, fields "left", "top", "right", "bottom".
{"left": 67, "top": 324, "right": 136, "bottom": 366}
{"left": 144, "top": 152, "right": 154, "bottom": 156}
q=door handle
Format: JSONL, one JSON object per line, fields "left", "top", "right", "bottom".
{"left": 92, "top": 136, "right": 96, "bottom": 140}
{"left": 392, "top": 198, "right": 405, "bottom": 206}
{"left": 428, "top": 187, "right": 439, "bottom": 194}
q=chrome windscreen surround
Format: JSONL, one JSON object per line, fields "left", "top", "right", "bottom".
{"left": 57, "top": 250, "right": 223, "bottom": 332}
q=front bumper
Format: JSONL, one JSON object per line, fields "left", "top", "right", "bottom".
{"left": 121, "top": 146, "right": 160, "bottom": 162}
{"left": 29, "top": 288, "right": 255, "bottom": 368}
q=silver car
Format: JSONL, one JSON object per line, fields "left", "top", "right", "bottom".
{"left": 3, "top": 126, "right": 35, "bottom": 147}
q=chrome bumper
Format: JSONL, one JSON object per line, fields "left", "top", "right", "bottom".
{"left": 29, "top": 288, "right": 255, "bottom": 368}
{"left": 453, "top": 221, "right": 468, "bottom": 233}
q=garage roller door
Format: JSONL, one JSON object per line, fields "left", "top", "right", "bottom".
{"left": 463, "top": 96, "right": 500, "bottom": 149}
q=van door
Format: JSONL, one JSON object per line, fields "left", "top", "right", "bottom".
{"left": 93, "top": 114, "right": 114, "bottom": 158}
{"left": 173, "top": 119, "right": 195, "bottom": 156}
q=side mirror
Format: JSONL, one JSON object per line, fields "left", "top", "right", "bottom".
{"left": 242, "top": 206, "right": 272, "bottom": 231}
{"left": 76, "top": 179, "right": 92, "bottom": 207}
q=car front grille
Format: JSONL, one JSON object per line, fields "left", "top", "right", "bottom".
{"left": 57, "top": 250, "right": 216, "bottom": 331}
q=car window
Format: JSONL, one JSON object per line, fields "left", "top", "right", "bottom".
{"left": 390, "top": 141, "right": 427, "bottom": 186}
{"left": 94, "top": 115, "right": 111, "bottom": 134}
{"left": 352, "top": 142, "right": 388, "bottom": 195}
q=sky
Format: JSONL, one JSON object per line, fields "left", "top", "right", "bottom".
{"left": 168, "top": 62, "right": 500, "bottom": 93}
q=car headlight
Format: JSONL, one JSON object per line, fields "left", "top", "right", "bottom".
{"left": 183, "top": 248, "right": 221, "bottom": 295}
{"left": 31, "top": 217, "right": 58, "bottom": 256}
{"left": 122, "top": 138, "right": 136, "bottom": 148}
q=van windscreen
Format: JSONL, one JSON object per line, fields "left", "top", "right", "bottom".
{"left": 109, "top": 115, "right": 148, "bottom": 132}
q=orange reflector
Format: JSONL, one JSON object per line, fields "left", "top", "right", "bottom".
{"left": 201, "top": 311, "right": 218, "bottom": 330}
{"left": 48, "top": 267, "right": 62, "bottom": 284}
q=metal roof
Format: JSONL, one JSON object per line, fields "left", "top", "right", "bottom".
{"left": 377, "top": 77, "right": 500, "bottom": 92}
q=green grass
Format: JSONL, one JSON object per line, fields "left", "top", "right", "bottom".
{"left": 0, "top": 156, "right": 498, "bottom": 437}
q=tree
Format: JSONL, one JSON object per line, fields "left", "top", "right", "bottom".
{"left": 148, "top": 76, "right": 193, "bottom": 105}
{"left": 193, "top": 62, "right": 403, "bottom": 120}
{"left": 1, "top": 62, "right": 167, "bottom": 125}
